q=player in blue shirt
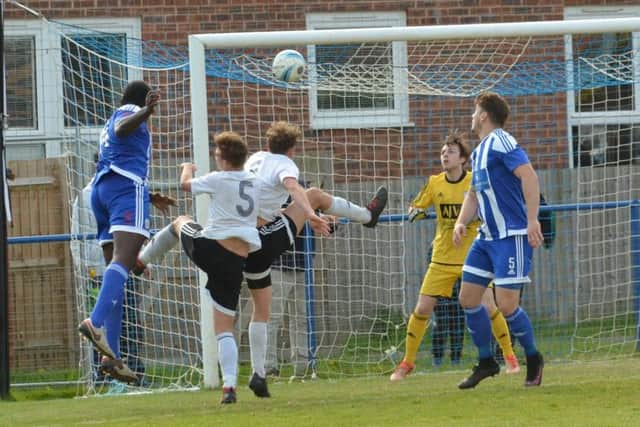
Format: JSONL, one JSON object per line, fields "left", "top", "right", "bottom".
{"left": 453, "top": 91, "right": 544, "bottom": 389}
{"left": 78, "top": 80, "right": 175, "bottom": 384}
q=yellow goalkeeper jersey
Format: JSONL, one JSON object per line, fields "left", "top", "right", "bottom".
{"left": 411, "top": 170, "right": 479, "bottom": 266}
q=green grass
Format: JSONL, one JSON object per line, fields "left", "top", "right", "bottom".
{"left": 10, "top": 367, "right": 80, "bottom": 385}
{"left": 3, "top": 358, "right": 640, "bottom": 426}
{"left": 9, "top": 313, "right": 635, "bottom": 386}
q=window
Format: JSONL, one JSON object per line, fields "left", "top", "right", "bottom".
{"left": 306, "top": 12, "right": 409, "bottom": 129}
{"left": 5, "top": 36, "right": 38, "bottom": 129}
{"left": 4, "top": 18, "right": 140, "bottom": 160}
{"left": 4, "top": 20, "right": 45, "bottom": 143}
{"left": 565, "top": 7, "right": 640, "bottom": 167}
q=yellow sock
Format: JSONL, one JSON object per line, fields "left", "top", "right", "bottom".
{"left": 404, "top": 312, "right": 429, "bottom": 364}
{"left": 490, "top": 308, "right": 515, "bottom": 357}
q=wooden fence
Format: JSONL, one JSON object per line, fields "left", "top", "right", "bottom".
{"left": 7, "top": 157, "right": 77, "bottom": 372}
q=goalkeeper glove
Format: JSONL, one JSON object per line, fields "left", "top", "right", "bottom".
{"left": 408, "top": 207, "right": 427, "bottom": 223}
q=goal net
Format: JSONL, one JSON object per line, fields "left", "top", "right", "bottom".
{"left": 189, "top": 18, "right": 640, "bottom": 379}
{"left": 52, "top": 16, "right": 640, "bottom": 393}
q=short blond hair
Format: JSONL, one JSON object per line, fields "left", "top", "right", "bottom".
{"left": 266, "top": 121, "right": 301, "bottom": 154}
{"left": 214, "top": 131, "right": 248, "bottom": 167}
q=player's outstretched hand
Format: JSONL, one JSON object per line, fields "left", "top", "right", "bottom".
{"left": 150, "top": 192, "right": 177, "bottom": 216}
{"left": 452, "top": 222, "right": 466, "bottom": 247}
{"left": 527, "top": 219, "right": 544, "bottom": 249}
{"left": 180, "top": 162, "right": 197, "bottom": 173}
{"left": 145, "top": 90, "right": 160, "bottom": 113}
{"left": 309, "top": 213, "right": 331, "bottom": 237}
{"left": 408, "top": 207, "right": 427, "bottom": 223}
{"left": 321, "top": 214, "right": 340, "bottom": 234}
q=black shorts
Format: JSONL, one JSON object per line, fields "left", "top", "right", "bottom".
{"left": 180, "top": 222, "right": 245, "bottom": 315}
{"left": 244, "top": 214, "right": 298, "bottom": 289}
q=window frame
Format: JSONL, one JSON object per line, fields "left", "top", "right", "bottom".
{"left": 306, "top": 11, "right": 410, "bottom": 129}
{"left": 4, "top": 20, "right": 47, "bottom": 140}
{"left": 4, "top": 17, "right": 141, "bottom": 159}
{"left": 564, "top": 6, "right": 640, "bottom": 167}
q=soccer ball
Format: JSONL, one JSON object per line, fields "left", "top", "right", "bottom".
{"left": 272, "top": 49, "right": 306, "bottom": 83}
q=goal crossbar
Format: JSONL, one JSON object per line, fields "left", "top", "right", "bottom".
{"left": 191, "top": 18, "right": 640, "bottom": 48}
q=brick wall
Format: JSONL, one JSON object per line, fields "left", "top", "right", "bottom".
{"left": 8, "top": 1, "right": 638, "bottom": 45}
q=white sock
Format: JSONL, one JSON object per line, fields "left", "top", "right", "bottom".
{"left": 325, "top": 196, "right": 371, "bottom": 223}
{"left": 139, "top": 224, "right": 178, "bottom": 265}
{"left": 249, "top": 321, "right": 267, "bottom": 378}
{"left": 217, "top": 332, "right": 238, "bottom": 389}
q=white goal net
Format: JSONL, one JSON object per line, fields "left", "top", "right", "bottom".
{"left": 34, "top": 15, "right": 640, "bottom": 393}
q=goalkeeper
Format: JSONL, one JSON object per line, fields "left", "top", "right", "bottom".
{"left": 390, "top": 132, "right": 520, "bottom": 381}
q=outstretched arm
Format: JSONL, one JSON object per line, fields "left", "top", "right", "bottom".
{"left": 179, "top": 162, "right": 196, "bottom": 193}
{"left": 115, "top": 90, "right": 160, "bottom": 137}
{"left": 408, "top": 177, "right": 432, "bottom": 222}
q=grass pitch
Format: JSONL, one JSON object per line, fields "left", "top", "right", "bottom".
{"left": 2, "top": 358, "right": 639, "bottom": 426}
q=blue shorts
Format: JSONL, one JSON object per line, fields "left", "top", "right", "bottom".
{"left": 91, "top": 172, "right": 150, "bottom": 245}
{"left": 462, "top": 235, "right": 532, "bottom": 288}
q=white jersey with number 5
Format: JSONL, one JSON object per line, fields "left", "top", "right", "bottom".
{"left": 190, "top": 170, "right": 261, "bottom": 252}
{"left": 244, "top": 151, "right": 299, "bottom": 222}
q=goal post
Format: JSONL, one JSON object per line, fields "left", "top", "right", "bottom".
{"left": 188, "top": 36, "right": 218, "bottom": 389}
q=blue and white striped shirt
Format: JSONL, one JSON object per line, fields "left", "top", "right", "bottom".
{"left": 470, "top": 128, "right": 530, "bottom": 240}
